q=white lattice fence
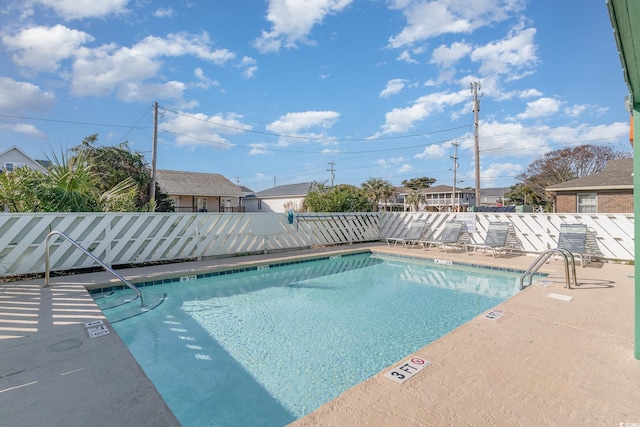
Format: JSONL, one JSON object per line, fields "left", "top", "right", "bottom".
{"left": 0, "top": 212, "right": 380, "bottom": 275}
{"left": 379, "top": 212, "right": 634, "bottom": 261}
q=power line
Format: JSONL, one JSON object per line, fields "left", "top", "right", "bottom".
{"left": 0, "top": 113, "right": 150, "bottom": 129}
{"left": 159, "top": 106, "right": 471, "bottom": 142}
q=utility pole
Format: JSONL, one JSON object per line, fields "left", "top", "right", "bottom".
{"left": 471, "top": 82, "right": 481, "bottom": 207}
{"left": 327, "top": 162, "right": 336, "bottom": 187}
{"left": 450, "top": 141, "right": 459, "bottom": 211}
{"left": 235, "top": 177, "right": 240, "bottom": 186}
{"left": 150, "top": 101, "right": 158, "bottom": 211}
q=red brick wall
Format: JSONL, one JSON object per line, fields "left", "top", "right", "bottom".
{"left": 554, "top": 191, "right": 633, "bottom": 213}
{"left": 597, "top": 191, "right": 633, "bottom": 213}
{"left": 555, "top": 194, "right": 576, "bottom": 213}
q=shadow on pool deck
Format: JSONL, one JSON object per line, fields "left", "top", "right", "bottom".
{"left": 1, "top": 243, "right": 638, "bottom": 426}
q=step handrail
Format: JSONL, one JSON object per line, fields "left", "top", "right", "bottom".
{"left": 44, "top": 231, "right": 144, "bottom": 306}
{"left": 520, "top": 248, "right": 577, "bottom": 290}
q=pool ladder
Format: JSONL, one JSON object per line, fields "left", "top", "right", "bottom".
{"left": 43, "top": 230, "right": 144, "bottom": 307}
{"left": 520, "top": 249, "right": 578, "bottom": 290}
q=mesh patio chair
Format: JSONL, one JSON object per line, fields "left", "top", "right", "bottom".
{"left": 386, "top": 218, "right": 430, "bottom": 248}
{"left": 465, "top": 222, "right": 513, "bottom": 257}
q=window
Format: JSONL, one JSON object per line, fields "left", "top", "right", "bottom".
{"left": 196, "top": 197, "right": 207, "bottom": 212}
{"left": 4, "top": 162, "right": 25, "bottom": 172}
{"left": 577, "top": 193, "right": 597, "bottom": 213}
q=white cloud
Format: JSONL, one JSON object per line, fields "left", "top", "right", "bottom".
{"left": 472, "top": 120, "right": 549, "bottom": 156}
{"left": 239, "top": 56, "right": 258, "bottom": 79}
{"left": 249, "top": 143, "right": 270, "bottom": 155}
{"left": 380, "top": 79, "right": 409, "bottom": 98}
{"left": 519, "top": 88, "right": 542, "bottom": 98}
{"left": 253, "top": 0, "right": 353, "bottom": 53}
{"left": 376, "top": 89, "right": 468, "bottom": 135}
{"left": 33, "top": 0, "right": 129, "bottom": 19}
{"left": 415, "top": 142, "right": 447, "bottom": 159}
{"left": 431, "top": 41, "right": 471, "bottom": 68}
{"left": 70, "top": 32, "right": 235, "bottom": 100}
{"left": 480, "top": 162, "right": 523, "bottom": 187}
{"left": 2, "top": 25, "right": 94, "bottom": 72}
{"left": 0, "top": 122, "right": 47, "bottom": 138}
{"left": 266, "top": 111, "right": 340, "bottom": 145}
{"left": 516, "top": 97, "right": 561, "bottom": 119}
{"left": 3, "top": 25, "right": 242, "bottom": 102}
{"left": 564, "top": 104, "right": 588, "bottom": 118}
{"left": 0, "top": 77, "right": 55, "bottom": 113}
{"left": 154, "top": 7, "right": 175, "bottom": 18}
{"left": 397, "top": 50, "right": 418, "bottom": 64}
{"left": 388, "top": 0, "right": 525, "bottom": 48}
{"left": 471, "top": 26, "right": 538, "bottom": 76}
{"left": 398, "top": 164, "right": 413, "bottom": 173}
{"left": 193, "top": 68, "right": 219, "bottom": 89}
{"left": 161, "top": 111, "right": 250, "bottom": 148}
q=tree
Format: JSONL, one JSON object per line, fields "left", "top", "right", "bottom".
{"left": 303, "top": 184, "right": 373, "bottom": 212}
{"left": 361, "top": 177, "right": 394, "bottom": 211}
{"left": 71, "top": 135, "right": 174, "bottom": 212}
{"left": 516, "top": 144, "right": 631, "bottom": 210}
{"left": 401, "top": 177, "right": 436, "bottom": 190}
{"left": 0, "top": 166, "right": 46, "bottom": 212}
{"left": 405, "top": 189, "right": 425, "bottom": 212}
{"left": 0, "top": 139, "right": 158, "bottom": 213}
{"left": 503, "top": 183, "right": 544, "bottom": 207}
{"left": 44, "top": 148, "right": 100, "bottom": 212}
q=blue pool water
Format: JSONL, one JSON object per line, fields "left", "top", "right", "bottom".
{"left": 95, "top": 253, "right": 523, "bottom": 427}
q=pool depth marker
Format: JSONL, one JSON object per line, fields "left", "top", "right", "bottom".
{"left": 384, "top": 356, "right": 430, "bottom": 384}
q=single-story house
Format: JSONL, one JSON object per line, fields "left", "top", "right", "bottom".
{"left": 0, "top": 145, "right": 48, "bottom": 173}
{"left": 243, "top": 182, "right": 312, "bottom": 213}
{"left": 155, "top": 169, "right": 244, "bottom": 213}
{"left": 546, "top": 158, "right": 633, "bottom": 213}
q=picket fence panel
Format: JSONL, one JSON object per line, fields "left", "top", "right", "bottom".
{"left": 0, "top": 211, "right": 633, "bottom": 276}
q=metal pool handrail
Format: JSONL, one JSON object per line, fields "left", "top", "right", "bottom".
{"left": 44, "top": 230, "right": 144, "bottom": 307}
{"left": 520, "top": 248, "right": 577, "bottom": 290}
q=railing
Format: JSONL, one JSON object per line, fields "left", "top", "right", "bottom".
{"left": 520, "top": 249, "right": 578, "bottom": 290}
{"left": 44, "top": 231, "right": 144, "bottom": 307}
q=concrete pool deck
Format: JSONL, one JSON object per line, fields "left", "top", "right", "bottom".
{"left": 1, "top": 243, "right": 638, "bottom": 426}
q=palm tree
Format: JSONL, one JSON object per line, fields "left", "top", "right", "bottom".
{"left": 405, "top": 189, "right": 425, "bottom": 212}
{"left": 361, "top": 177, "right": 394, "bottom": 211}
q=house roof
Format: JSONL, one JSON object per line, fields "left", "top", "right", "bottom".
{"left": 0, "top": 145, "right": 47, "bottom": 172}
{"left": 546, "top": 158, "right": 633, "bottom": 192}
{"left": 155, "top": 169, "right": 243, "bottom": 197}
{"left": 254, "top": 182, "right": 313, "bottom": 198}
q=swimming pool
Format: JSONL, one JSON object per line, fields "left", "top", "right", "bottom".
{"left": 95, "top": 253, "right": 524, "bottom": 426}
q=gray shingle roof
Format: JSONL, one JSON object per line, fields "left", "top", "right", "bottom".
{"left": 255, "top": 182, "right": 313, "bottom": 198}
{"left": 546, "top": 158, "right": 633, "bottom": 192}
{"left": 155, "top": 169, "right": 243, "bottom": 197}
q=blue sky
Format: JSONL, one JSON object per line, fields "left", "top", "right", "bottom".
{"left": 0, "top": 0, "right": 632, "bottom": 192}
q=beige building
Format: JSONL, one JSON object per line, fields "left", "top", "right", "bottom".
{"left": 155, "top": 169, "right": 244, "bottom": 212}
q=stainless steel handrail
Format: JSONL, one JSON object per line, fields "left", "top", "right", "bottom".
{"left": 520, "top": 248, "right": 578, "bottom": 290}
{"left": 44, "top": 231, "right": 144, "bottom": 306}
